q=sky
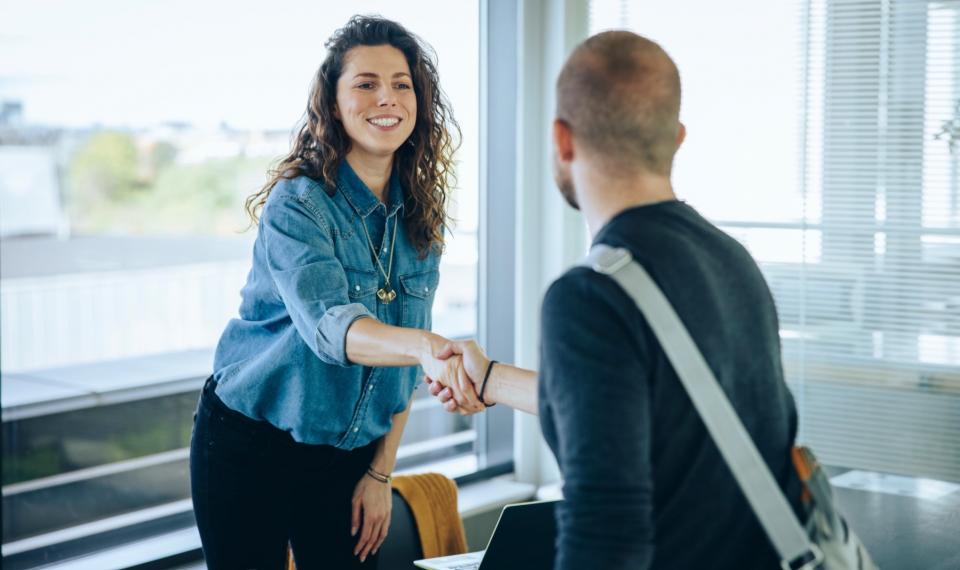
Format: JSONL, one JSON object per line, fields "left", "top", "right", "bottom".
{"left": 0, "top": 0, "right": 478, "bottom": 131}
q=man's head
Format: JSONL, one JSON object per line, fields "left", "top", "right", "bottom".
{"left": 554, "top": 31, "right": 684, "bottom": 209}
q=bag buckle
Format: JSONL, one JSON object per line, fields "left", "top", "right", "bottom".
{"left": 780, "top": 545, "right": 824, "bottom": 570}
{"left": 590, "top": 246, "right": 633, "bottom": 275}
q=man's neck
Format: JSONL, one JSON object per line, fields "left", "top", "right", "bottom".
{"left": 573, "top": 163, "right": 676, "bottom": 240}
{"left": 345, "top": 150, "right": 393, "bottom": 203}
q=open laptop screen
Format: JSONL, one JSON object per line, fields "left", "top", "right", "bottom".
{"left": 478, "top": 499, "right": 558, "bottom": 569}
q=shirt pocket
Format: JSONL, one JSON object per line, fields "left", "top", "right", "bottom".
{"left": 344, "top": 266, "right": 379, "bottom": 314}
{"left": 399, "top": 269, "right": 440, "bottom": 330}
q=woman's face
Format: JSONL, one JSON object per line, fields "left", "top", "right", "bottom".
{"left": 335, "top": 44, "right": 417, "bottom": 161}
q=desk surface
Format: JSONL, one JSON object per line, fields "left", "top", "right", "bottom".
{"left": 833, "top": 472, "right": 960, "bottom": 569}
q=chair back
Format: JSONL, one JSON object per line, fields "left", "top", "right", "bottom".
{"left": 286, "top": 474, "right": 463, "bottom": 569}
{"left": 376, "top": 490, "right": 425, "bottom": 569}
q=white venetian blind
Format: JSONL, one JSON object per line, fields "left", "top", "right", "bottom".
{"left": 590, "top": 0, "right": 960, "bottom": 483}
{"left": 789, "top": 0, "right": 960, "bottom": 482}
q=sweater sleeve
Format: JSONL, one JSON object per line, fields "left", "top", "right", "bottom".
{"left": 539, "top": 270, "right": 656, "bottom": 570}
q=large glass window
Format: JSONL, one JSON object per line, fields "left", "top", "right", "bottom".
{"left": 591, "top": 0, "right": 959, "bottom": 483}
{"left": 1, "top": 1, "right": 480, "bottom": 564}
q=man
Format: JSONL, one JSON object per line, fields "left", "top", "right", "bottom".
{"left": 428, "top": 31, "right": 802, "bottom": 569}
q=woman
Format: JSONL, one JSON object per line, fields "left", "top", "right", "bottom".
{"left": 190, "top": 15, "right": 463, "bottom": 569}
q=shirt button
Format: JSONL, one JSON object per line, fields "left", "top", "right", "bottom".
{"left": 355, "top": 285, "right": 360, "bottom": 291}
{"left": 424, "top": 287, "right": 429, "bottom": 293}
{"left": 353, "top": 427, "right": 360, "bottom": 433}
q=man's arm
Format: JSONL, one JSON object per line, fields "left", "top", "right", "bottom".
{"left": 482, "top": 362, "right": 538, "bottom": 415}
{"left": 540, "top": 271, "right": 656, "bottom": 569}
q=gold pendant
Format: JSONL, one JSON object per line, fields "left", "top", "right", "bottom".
{"left": 377, "top": 285, "right": 397, "bottom": 304}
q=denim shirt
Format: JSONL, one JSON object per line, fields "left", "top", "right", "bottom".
{"left": 212, "top": 161, "right": 440, "bottom": 449}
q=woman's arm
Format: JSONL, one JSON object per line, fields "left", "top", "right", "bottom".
{"left": 345, "top": 318, "right": 454, "bottom": 380}
{"left": 351, "top": 395, "right": 421, "bottom": 563}
{"left": 370, "top": 397, "right": 412, "bottom": 475}
{"left": 346, "top": 317, "right": 437, "bottom": 367}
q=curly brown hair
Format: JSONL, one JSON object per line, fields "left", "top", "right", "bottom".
{"left": 245, "top": 15, "right": 460, "bottom": 257}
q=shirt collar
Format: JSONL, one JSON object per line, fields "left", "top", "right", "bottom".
{"left": 337, "top": 160, "right": 405, "bottom": 219}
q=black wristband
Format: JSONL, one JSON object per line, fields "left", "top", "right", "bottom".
{"left": 479, "top": 360, "right": 498, "bottom": 407}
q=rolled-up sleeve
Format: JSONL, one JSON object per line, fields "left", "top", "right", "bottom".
{"left": 261, "top": 193, "right": 373, "bottom": 366}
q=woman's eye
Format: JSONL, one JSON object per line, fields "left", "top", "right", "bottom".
{"left": 396, "top": 82, "right": 412, "bottom": 90}
{"left": 356, "top": 82, "right": 375, "bottom": 90}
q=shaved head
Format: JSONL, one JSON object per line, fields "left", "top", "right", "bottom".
{"left": 556, "top": 31, "right": 682, "bottom": 176}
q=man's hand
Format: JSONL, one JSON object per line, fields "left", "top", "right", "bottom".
{"left": 417, "top": 335, "right": 482, "bottom": 413}
{"left": 426, "top": 340, "right": 491, "bottom": 415}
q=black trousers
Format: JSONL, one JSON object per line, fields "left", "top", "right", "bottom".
{"left": 190, "top": 377, "right": 378, "bottom": 569}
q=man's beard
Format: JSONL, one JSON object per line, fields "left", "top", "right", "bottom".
{"left": 557, "top": 175, "right": 580, "bottom": 211}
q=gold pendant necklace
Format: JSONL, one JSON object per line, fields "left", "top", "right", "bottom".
{"left": 376, "top": 285, "right": 397, "bottom": 304}
{"left": 359, "top": 212, "right": 399, "bottom": 304}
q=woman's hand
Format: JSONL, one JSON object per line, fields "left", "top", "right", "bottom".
{"left": 426, "top": 340, "right": 491, "bottom": 415}
{"left": 351, "top": 471, "right": 392, "bottom": 563}
{"left": 422, "top": 349, "right": 486, "bottom": 414}
{"left": 417, "top": 333, "right": 457, "bottom": 381}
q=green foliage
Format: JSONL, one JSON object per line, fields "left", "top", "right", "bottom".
{"left": 149, "top": 141, "right": 178, "bottom": 173}
{"left": 66, "top": 131, "right": 273, "bottom": 235}
{"left": 1, "top": 444, "right": 62, "bottom": 485}
{"left": 70, "top": 131, "right": 142, "bottom": 201}
{"left": 2, "top": 393, "right": 197, "bottom": 485}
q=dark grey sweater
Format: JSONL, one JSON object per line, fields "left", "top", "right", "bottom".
{"left": 538, "top": 200, "right": 802, "bottom": 570}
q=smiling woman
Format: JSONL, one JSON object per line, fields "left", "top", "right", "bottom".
{"left": 336, "top": 45, "right": 418, "bottom": 164}
{"left": 188, "top": 15, "right": 465, "bottom": 570}
{"left": 2, "top": 2, "right": 483, "bottom": 568}
{"left": 244, "top": 17, "right": 459, "bottom": 261}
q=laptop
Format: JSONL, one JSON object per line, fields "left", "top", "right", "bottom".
{"left": 414, "top": 499, "right": 559, "bottom": 570}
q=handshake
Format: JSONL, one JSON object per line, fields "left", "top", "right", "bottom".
{"left": 420, "top": 338, "right": 494, "bottom": 416}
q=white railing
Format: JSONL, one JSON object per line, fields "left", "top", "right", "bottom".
{"left": 0, "top": 261, "right": 249, "bottom": 373}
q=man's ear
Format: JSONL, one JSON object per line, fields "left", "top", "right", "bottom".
{"left": 676, "top": 122, "right": 686, "bottom": 149}
{"left": 553, "top": 119, "right": 575, "bottom": 162}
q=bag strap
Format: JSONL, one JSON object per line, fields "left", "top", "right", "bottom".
{"left": 582, "top": 244, "right": 822, "bottom": 570}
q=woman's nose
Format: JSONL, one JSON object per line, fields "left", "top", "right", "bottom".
{"left": 378, "top": 87, "right": 398, "bottom": 106}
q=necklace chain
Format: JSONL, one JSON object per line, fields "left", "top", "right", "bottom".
{"left": 359, "top": 212, "right": 399, "bottom": 303}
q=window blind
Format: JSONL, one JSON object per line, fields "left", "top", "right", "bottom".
{"left": 790, "top": 0, "right": 960, "bottom": 482}
{"left": 590, "top": 0, "right": 959, "bottom": 483}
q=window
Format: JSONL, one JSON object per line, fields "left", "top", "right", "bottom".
{"left": 591, "top": 0, "right": 959, "bottom": 482}
{"left": 1, "top": 1, "right": 482, "bottom": 565}
{"left": 792, "top": 0, "right": 959, "bottom": 481}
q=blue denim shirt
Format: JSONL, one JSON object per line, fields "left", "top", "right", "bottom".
{"left": 212, "top": 161, "right": 440, "bottom": 449}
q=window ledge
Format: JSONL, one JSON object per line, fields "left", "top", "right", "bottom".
{"left": 2, "top": 349, "right": 212, "bottom": 421}
{"left": 23, "top": 475, "right": 535, "bottom": 570}
{"left": 457, "top": 475, "right": 537, "bottom": 519}
{"left": 19, "top": 526, "right": 201, "bottom": 570}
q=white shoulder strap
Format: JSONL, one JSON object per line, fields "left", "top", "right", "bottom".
{"left": 582, "top": 244, "right": 821, "bottom": 570}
